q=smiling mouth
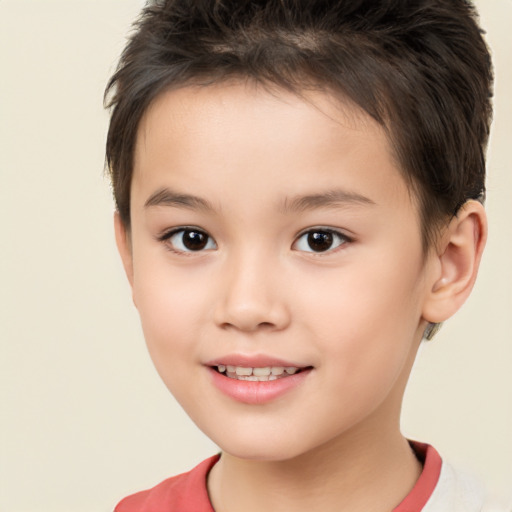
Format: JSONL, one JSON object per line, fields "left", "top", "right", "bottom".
{"left": 213, "top": 365, "right": 311, "bottom": 382}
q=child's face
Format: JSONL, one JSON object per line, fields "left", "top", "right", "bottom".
{"left": 118, "top": 83, "right": 435, "bottom": 460}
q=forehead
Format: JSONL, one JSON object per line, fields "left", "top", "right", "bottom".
{"left": 136, "top": 82, "right": 382, "bottom": 163}
{"left": 132, "top": 82, "right": 416, "bottom": 218}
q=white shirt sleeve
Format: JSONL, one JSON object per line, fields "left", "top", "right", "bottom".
{"left": 422, "top": 460, "right": 509, "bottom": 512}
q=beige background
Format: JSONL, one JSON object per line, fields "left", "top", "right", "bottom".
{"left": 1, "top": 1, "right": 510, "bottom": 510}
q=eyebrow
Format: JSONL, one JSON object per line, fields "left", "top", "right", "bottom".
{"left": 280, "top": 189, "right": 376, "bottom": 213}
{"left": 144, "top": 187, "right": 375, "bottom": 214}
{"left": 144, "top": 188, "right": 216, "bottom": 212}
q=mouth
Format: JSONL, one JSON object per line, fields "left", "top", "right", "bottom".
{"left": 213, "top": 364, "right": 310, "bottom": 382}
{"left": 207, "top": 360, "right": 313, "bottom": 404}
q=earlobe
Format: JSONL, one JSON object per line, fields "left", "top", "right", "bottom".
{"left": 422, "top": 200, "right": 487, "bottom": 324}
{"left": 114, "top": 211, "right": 135, "bottom": 289}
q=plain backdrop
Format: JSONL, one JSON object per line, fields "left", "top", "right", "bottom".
{"left": 1, "top": 1, "right": 511, "bottom": 510}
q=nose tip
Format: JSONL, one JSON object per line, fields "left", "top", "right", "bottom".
{"left": 214, "top": 263, "right": 290, "bottom": 333}
{"left": 217, "top": 304, "right": 289, "bottom": 333}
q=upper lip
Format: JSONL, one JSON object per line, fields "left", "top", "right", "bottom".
{"left": 205, "top": 354, "right": 309, "bottom": 368}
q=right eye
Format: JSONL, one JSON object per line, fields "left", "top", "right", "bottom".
{"left": 293, "top": 228, "right": 350, "bottom": 253}
{"left": 161, "top": 228, "right": 217, "bottom": 253}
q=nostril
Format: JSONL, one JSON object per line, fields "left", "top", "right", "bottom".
{"left": 257, "top": 321, "right": 276, "bottom": 329}
{"left": 218, "top": 319, "right": 279, "bottom": 332}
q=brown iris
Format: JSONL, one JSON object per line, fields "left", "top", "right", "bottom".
{"left": 307, "top": 231, "right": 334, "bottom": 252}
{"left": 181, "top": 230, "right": 209, "bottom": 251}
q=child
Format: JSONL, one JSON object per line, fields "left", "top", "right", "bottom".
{"left": 105, "top": 0, "right": 498, "bottom": 510}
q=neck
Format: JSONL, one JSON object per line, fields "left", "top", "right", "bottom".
{"left": 207, "top": 425, "right": 422, "bottom": 512}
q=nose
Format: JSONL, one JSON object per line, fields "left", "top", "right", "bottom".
{"left": 214, "top": 251, "right": 291, "bottom": 333}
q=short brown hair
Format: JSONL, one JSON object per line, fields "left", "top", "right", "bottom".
{"left": 105, "top": 0, "right": 493, "bottom": 248}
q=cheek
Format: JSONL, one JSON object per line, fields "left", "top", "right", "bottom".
{"left": 299, "top": 254, "right": 423, "bottom": 333}
{"left": 131, "top": 257, "right": 211, "bottom": 376}
{"left": 297, "top": 256, "right": 424, "bottom": 396}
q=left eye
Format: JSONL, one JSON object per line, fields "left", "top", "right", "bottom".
{"left": 294, "top": 229, "right": 349, "bottom": 253}
{"left": 164, "top": 228, "right": 217, "bottom": 252}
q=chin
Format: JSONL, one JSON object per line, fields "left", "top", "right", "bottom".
{"left": 208, "top": 427, "right": 318, "bottom": 462}
{"left": 221, "top": 443, "right": 301, "bottom": 462}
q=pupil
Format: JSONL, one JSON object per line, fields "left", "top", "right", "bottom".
{"left": 308, "top": 231, "right": 333, "bottom": 252}
{"left": 183, "top": 230, "right": 208, "bottom": 250}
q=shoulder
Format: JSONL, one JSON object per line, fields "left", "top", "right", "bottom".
{"left": 424, "top": 454, "right": 507, "bottom": 512}
{"left": 114, "top": 454, "right": 220, "bottom": 512}
{"left": 399, "top": 442, "right": 508, "bottom": 512}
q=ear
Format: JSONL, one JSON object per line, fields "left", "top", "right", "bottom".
{"left": 114, "top": 211, "right": 135, "bottom": 289}
{"left": 422, "top": 200, "right": 487, "bottom": 323}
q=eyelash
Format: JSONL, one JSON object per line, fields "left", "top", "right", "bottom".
{"left": 293, "top": 228, "right": 353, "bottom": 254}
{"left": 157, "top": 226, "right": 353, "bottom": 255}
{"left": 157, "top": 226, "right": 216, "bottom": 255}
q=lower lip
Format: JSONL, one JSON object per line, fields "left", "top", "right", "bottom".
{"left": 208, "top": 367, "right": 312, "bottom": 405}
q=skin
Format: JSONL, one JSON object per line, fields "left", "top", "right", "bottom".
{"left": 115, "top": 82, "right": 487, "bottom": 512}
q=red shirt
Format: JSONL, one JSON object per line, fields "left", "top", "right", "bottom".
{"left": 114, "top": 442, "right": 442, "bottom": 512}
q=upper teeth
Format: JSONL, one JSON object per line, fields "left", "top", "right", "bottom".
{"left": 218, "top": 365, "right": 299, "bottom": 378}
